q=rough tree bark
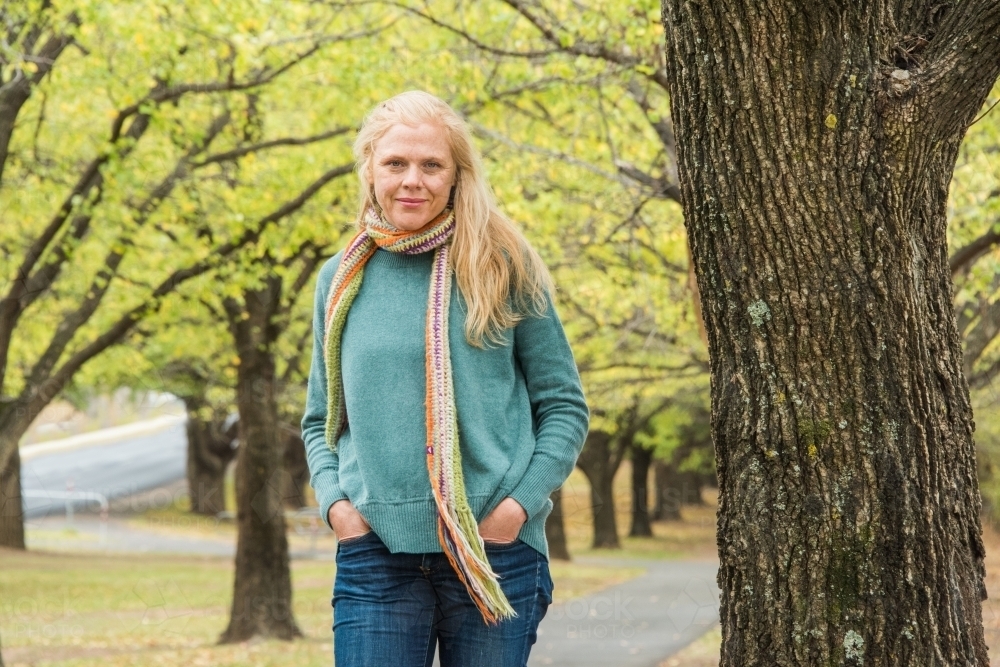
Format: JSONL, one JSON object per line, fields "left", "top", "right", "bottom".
{"left": 219, "top": 275, "right": 302, "bottom": 642}
{"left": 545, "top": 487, "right": 571, "bottom": 560}
{"left": 184, "top": 398, "right": 237, "bottom": 516}
{"left": 629, "top": 442, "right": 654, "bottom": 537}
{"left": 661, "top": 1, "right": 1000, "bottom": 664}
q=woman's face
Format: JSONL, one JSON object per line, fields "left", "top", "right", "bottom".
{"left": 371, "top": 122, "right": 456, "bottom": 231}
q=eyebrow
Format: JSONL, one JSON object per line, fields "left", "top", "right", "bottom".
{"left": 378, "top": 153, "right": 450, "bottom": 163}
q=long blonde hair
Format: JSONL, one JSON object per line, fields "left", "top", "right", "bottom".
{"left": 352, "top": 90, "right": 554, "bottom": 347}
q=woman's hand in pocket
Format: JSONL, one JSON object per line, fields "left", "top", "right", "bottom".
{"left": 479, "top": 497, "right": 527, "bottom": 544}
{"left": 328, "top": 499, "right": 370, "bottom": 541}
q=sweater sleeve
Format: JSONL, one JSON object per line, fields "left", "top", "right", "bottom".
{"left": 507, "top": 296, "right": 590, "bottom": 521}
{"left": 301, "top": 255, "right": 348, "bottom": 530}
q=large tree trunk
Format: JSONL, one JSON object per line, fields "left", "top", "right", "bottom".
{"left": 184, "top": 399, "right": 237, "bottom": 516}
{"left": 629, "top": 443, "right": 653, "bottom": 537}
{"left": 219, "top": 278, "right": 301, "bottom": 643}
{"left": 545, "top": 487, "right": 571, "bottom": 561}
{"left": 0, "top": 441, "right": 24, "bottom": 549}
{"left": 661, "top": 2, "right": 1000, "bottom": 663}
{"left": 576, "top": 430, "right": 622, "bottom": 549}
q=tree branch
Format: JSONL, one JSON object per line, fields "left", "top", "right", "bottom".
{"left": 2, "top": 162, "right": 354, "bottom": 473}
{"left": 383, "top": 2, "right": 560, "bottom": 59}
{"left": 471, "top": 121, "right": 629, "bottom": 185}
{"left": 0, "top": 113, "right": 153, "bottom": 396}
{"left": 500, "top": 0, "right": 670, "bottom": 89}
{"left": 0, "top": 12, "right": 77, "bottom": 185}
{"left": 950, "top": 223, "right": 1000, "bottom": 276}
{"left": 19, "top": 112, "right": 232, "bottom": 394}
{"left": 918, "top": 0, "right": 1000, "bottom": 138}
{"left": 192, "top": 126, "right": 352, "bottom": 167}
{"left": 963, "top": 295, "right": 1000, "bottom": 376}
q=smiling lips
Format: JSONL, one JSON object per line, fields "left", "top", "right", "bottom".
{"left": 397, "top": 198, "right": 426, "bottom": 207}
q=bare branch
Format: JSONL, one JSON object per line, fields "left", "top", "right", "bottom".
{"left": 950, "top": 223, "right": 1000, "bottom": 276}
{"left": 500, "top": 0, "right": 669, "bottom": 89}
{"left": 614, "top": 159, "right": 681, "bottom": 202}
{"left": 193, "top": 126, "right": 353, "bottom": 167}
{"left": 383, "top": 2, "right": 560, "bottom": 59}
{"left": 963, "top": 295, "right": 1000, "bottom": 376}
{"left": 471, "top": 121, "right": 629, "bottom": 186}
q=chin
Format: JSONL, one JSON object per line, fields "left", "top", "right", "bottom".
{"left": 391, "top": 212, "right": 430, "bottom": 230}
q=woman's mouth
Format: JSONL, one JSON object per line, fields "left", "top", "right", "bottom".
{"left": 397, "top": 198, "right": 426, "bottom": 207}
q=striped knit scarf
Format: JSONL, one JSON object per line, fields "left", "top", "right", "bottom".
{"left": 323, "top": 205, "right": 517, "bottom": 625}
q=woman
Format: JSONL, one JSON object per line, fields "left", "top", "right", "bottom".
{"left": 301, "top": 90, "right": 589, "bottom": 667}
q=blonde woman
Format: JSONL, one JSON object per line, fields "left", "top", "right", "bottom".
{"left": 301, "top": 90, "right": 589, "bottom": 666}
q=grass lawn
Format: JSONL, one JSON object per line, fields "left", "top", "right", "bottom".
{"left": 0, "top": 547, "right": 648, "bottom": 666}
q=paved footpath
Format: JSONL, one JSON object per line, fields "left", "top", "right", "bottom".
{"left": 526, "top": 557, "right": 719, "bottom": 667}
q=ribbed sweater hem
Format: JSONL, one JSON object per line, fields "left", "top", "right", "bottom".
{"left": 349, "top": 496, "right": 551, "bottom": 561}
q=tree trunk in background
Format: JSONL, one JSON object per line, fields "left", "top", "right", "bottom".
{"left": 661, "top": 1, "right": 999, "bottom": 663}
{"left": 651, "top": 444, "right": 705, "bottom": 522}
{"left": 651, "top": 459, "right": 682, "bottom": 522}
{"left": 280, "top": 426, "right": 309, "bottom": 509}
{"left": 576, "top": 430, "right": 622, "bottom": 549}
{"left": 629, "top": 443, "right": 653, "bottom": 537}
{"left": 220, "top": 277, "right": 301, "bottom": 642}
{"left": 185, "top": 399, "right": 237, "bottom": 516}
{"left": 0, "top": 443, "right": 24, "bottom": 549}
{"left": 545, "top": 487, "right": 570, "bottom": 560}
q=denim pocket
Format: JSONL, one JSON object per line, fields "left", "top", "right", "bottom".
{"left": 482, "top": 537, "right": 523, "bottom": 551}
{"left": 338, "top": 529, "right": 377, "bottom": 546}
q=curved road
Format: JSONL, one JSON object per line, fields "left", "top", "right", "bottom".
{"left": 20, "top": 415, "right": 189, "bottom": 518}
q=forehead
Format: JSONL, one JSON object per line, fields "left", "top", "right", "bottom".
{"left": 374, "top": 122, "right": 452, "bottom": 160}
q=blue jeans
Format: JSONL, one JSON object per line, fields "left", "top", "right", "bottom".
{"left": 331, "top": 529, "right": 554, "bottom": 666}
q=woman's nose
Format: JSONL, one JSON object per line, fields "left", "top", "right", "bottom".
{"left": 401, "top": 165, "right": 422, "bottom": 188}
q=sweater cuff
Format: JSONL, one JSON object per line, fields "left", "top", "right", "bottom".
{"left": 311, "top": 468, "right": 348, "bottom": 530}
{"left": 508, "top": 455, "right": 565, "bottom": 522}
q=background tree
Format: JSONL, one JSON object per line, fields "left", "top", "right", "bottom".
{"left": 215, "top": 239, "right": 343, "bottom": 643}
{"left": 637, "top": 391, "right": 714, "bottom": 522}
{"left": 660, "top": 1, "right": 1000, "bottom": 663}
{"left": 0, "top": 0, "right": 365, "bottom": 548}
{"left": 628, "top": 440, "right": 655, "bottom": 536}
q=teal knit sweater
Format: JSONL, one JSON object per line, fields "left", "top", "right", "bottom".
{"left": 301, "top": 248, "right": 589, "bottom": 560}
